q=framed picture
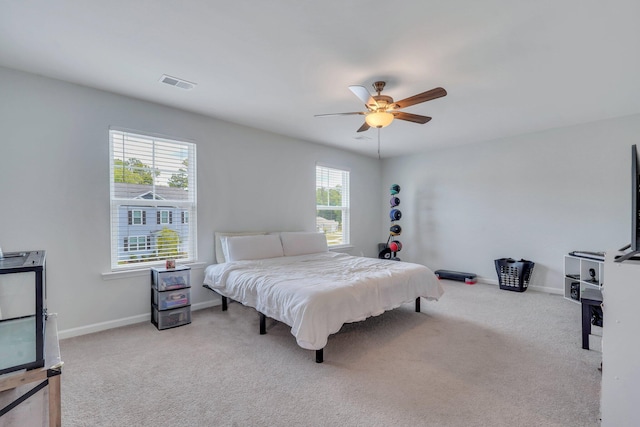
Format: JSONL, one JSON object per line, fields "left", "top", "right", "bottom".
{"left": 165, "top": 259, "right": 176, "bottom": 269}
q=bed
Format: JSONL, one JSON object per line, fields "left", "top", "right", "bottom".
{"left": 203, "top": 232, "right": 444, "bottom": 363}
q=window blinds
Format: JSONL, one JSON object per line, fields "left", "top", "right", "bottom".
{"left": 109, "top": 130, "right": 197, "bottom": 269}
{"left": 315, "top": 165, "right": 350, "bottom": 246}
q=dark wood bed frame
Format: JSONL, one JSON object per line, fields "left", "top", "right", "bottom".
{"left": 204, "top": 284, "right": 421, "bottom": 363}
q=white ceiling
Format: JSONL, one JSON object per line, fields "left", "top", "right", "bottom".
{"left": 2, "top": 1, "right": 640, "bottom": 158}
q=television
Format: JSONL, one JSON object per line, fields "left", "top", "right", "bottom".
{"left": 615, "top": 144, "right": 640, "bottom": 262}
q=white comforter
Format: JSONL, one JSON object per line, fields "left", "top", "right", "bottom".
{"left": 203, "top": 252, "right": 444, "bottom": 350}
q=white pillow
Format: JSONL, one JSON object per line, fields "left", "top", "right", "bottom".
{"left": 215, "top": 232, "right": 266, "bottom": 263}
{"left": 222, "top": 234, "right": 284, "bottom": 262}
{"left": 279, "top": 232, "right": 328, "bottom": 257}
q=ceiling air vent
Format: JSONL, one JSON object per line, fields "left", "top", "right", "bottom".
{"left": 159, "top": 74, "right": 196, "bottom": 90}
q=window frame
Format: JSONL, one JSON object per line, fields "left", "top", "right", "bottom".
{"left": 109, "top": 129, "right": 197, "bottom": 270}
{"left": 130, "top": 209, "right": 144, "bottom": 225}
{"left": 158, "top": 210, "right": 171, "bottom": 225}
{"left": 315, "top": 164, "right": 350, "bottom": 247}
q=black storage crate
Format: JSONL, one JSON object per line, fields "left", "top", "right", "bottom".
{"left": 494, "top": 258, "right": 534, "bottom": 292}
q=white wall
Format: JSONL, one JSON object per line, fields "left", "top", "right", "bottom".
{"left": 382, "top": 114, "right": 640, "bottom": 292}
{"left": 0, "top": 66, "right": 382, "bottom": 336}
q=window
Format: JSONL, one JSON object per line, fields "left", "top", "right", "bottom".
{"left": 316, "top": 165, "right": 350, "bottom": 246}
{"left": 158, "top": 210, "right": 172, "bottom": 225}
{"left": 110, "top": 130, "right": 197, "bottom": 269}
{"left": 128, "top": 210, "right": 145, "bottom": 225}
{"left": 125, "top": 236, "right": 150, "bottom": 252}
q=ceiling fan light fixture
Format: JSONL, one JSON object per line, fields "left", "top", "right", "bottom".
{"left": 365, "top": 111, "right": 394, "bottom": 128}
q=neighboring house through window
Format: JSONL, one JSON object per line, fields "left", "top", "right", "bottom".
{"left": 316, "top": 164, "right": 350, "bottom": 246}
{"left": 109, "top": 129, "right": 197, "bottom": 269}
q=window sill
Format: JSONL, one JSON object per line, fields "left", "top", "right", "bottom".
{"left": 102, "top": 261, "right": 207, "bottom": 281}
{"left": 329, "top": 245, "right": 355, "bottom": 253}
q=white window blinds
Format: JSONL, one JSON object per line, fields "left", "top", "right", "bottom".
{"left": 109, "top": 130, "right": 197, "bottom": 269}
{"left": 316, "top": 165, "right": 350, "bottom": 246}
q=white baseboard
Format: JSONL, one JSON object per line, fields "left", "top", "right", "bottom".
{"left": 528, "top": 285, "right": 563, "bottom": 295}
{"left": 58, "top": 279, "right": 563, "bottom": 339}
{"left": 476, "top": 276, "right": 563, "bottom": 295}
{"left": 58, "top": 300, "right": 220, "bottom": 340}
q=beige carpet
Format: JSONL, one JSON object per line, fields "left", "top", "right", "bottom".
{"left": 59, "top": 281, "right": 602, "bottom": 426}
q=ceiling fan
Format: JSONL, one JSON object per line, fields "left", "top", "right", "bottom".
{"left": 315, "top": 81, "right": 447, "bottom": 132}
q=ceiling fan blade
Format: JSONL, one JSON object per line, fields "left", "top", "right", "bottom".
{"left": 349, "top": 85, "right": 377, "bottom": 108}
{"left": 357, "top": 122, "right": 371, "bottom": 132}
{"left": 314, "top": 112, "right": 365, "bottom": 117}
{"left": 393, "top": 112, "right": 432, "bottom": 124}
{"left": 393, "top": 87, "right": 447, "bottom": 109}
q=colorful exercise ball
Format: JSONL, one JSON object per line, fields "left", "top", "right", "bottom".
{"left": 390, "top": 196, "right": 400, "bottom": 207}
{"left": 390, "top": 209, "right": 402, "bottom": 221}
{"left": 390, "top": 184, "right": 401, "bottom": 195}
{"left": 389, "top": 240, "right": 402, "bottom": 252}
{"left": 390, "top": 224, "right": 402, "bottom": 236}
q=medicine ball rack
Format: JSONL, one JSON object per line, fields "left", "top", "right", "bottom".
{"left": 379, "top": 184, "right": 403, "bottom": 261}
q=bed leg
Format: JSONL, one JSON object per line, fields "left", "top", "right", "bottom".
{"left": 316, "top": 348, "right": 324, "bottom": 363}
{"left": 415, "top": 297, "right": 421, "bottom": 312}
{"left": 221, "top": 296, "right": 228, "bottom": 311}
{"left": 259, "top": 313, "right": 266, "bottom": 335}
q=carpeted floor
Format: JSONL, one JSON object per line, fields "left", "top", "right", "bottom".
{"left": 59, "top": 281, "right": 602, "bottom": 426}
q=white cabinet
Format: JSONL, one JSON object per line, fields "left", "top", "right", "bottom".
{"left": 563, "top": 255, "right": 604, "bottom": 303}
{"left": 601, "top": 253, "right": 640, "bottom": 427}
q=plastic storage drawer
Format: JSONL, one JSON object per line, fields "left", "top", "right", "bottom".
{"left": 152, "top": 266, "right": 191, "bottom": 291}
{"left": 152, "top": 305, "right": 191, "bottom": 330}
{"left": 153, "top": 288, "right": 191, "bottom": 310}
